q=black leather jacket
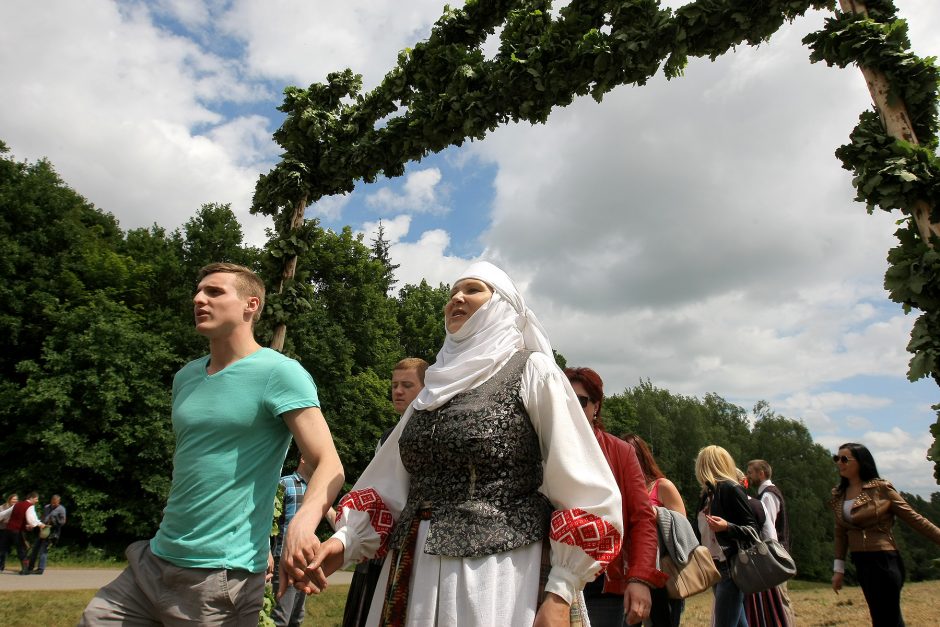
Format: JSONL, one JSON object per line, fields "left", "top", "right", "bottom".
{"left": 698, "top": 480, "right": 758, "bottom": 560}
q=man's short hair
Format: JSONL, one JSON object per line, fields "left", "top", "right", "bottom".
{"left": 198, "top": 263, "right": 266, "bottom": 323}
{"left": 748, "top": 459, "right": 772, "bottom": 479}
{"left": 394, "top": 357, "right": 430, "bottom": 384}
{"left": 26, "top": 491, "right": 38, "bottom": 500}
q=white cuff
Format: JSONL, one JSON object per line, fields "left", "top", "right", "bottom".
{"left": 543, "top": 565, "right": 585, "bottom": 606}
{"left": 833, "top": 559, "right": 845, "bottom": 574}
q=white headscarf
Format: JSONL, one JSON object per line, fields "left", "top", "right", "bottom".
{"left": 412, "top": 262, "right": 553, "bottom": 411}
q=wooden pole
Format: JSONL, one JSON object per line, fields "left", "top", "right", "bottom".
{"left": 838, "top": 0, "right": 940, "bottom": 244}
{"left": 269, "top": 194, "right": 308, "bottom": 352}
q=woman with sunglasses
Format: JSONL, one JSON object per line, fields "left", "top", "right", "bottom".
{"left": 564, "top": 368, "right": 665, "bottom": 626}
{"left": 311, "top": 263, "right": 625, "bottom": 626}
{"left": 830, "top": 443, "right": 940, "bottom": 626}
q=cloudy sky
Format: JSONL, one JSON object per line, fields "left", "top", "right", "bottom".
{"left": 3, "top": 1, "right": 940, "bottom": 494}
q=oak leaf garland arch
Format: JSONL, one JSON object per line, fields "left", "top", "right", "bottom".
{"left": 252, "top": 0, "right": 940, "bottom": 480}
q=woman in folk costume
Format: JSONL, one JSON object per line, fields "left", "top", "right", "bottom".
{"left": 316, "top": 262, "right": 625, "bottom": 626}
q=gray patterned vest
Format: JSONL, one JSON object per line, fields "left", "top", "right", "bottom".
{"left": 390, "top": 350, "right": 552, "bottom": 558}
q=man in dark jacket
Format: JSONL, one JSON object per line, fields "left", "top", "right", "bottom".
{"left": 27, "top": 494, "right": 66, "bottom": 574}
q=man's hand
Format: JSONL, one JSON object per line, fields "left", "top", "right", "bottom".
{"left": 831, "top": 571, "right": 844, "bottom": 593}
{"left": 624, "top": 581, "right": 651, "bottom": 624}
{"left": 278, "top": 405, "right": 345, "bottom": 598}
{"left": 533, "top": 592, "right": 570, "bottom": 627}
{"left": 278, "top": 506, "right": 328, "bottom": 597}
{"left": 266, "top": 551, "right": 274, "bottom": 583}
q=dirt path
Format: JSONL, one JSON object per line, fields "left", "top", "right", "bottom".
{"left": 0, "top": 568, "right": 354, "bottom": 592}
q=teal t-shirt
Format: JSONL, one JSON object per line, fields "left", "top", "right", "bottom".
{"left": 150, "top": 348, "right": 319, "bottom": 572}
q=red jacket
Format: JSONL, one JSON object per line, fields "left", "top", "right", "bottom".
{"left": 593, "top": 427, "right": 667, "bottom": 591}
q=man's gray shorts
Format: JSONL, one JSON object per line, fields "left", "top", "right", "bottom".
{"left": 79, "top": 540, "right": 265, "bottom": 626}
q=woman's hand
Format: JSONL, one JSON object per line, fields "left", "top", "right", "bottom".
{"left": 533, "top": 592, "right": 570, "bottom": 627}
{"left": 705, "top": 514, "right": 729, "bottom": 532}
{"left": 831, "top": 571, "right": 844, "bottom": 593}
{"left": 624, "top": 582, "right": 651, "bottom": 624}
{"left": 305, "top": 537, "right": 346, "bottom": 582}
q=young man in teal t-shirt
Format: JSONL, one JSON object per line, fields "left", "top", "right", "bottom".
{"left": 81, "top": 263, "right": 345, "bottom": 625}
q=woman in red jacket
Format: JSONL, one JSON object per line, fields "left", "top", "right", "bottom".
{"left": 565, "top": 367, "right": 666, "bottom": 626}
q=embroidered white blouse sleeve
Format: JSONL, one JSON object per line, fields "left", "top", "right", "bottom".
{"left": 520, "top": 351, "right": 624, "bottom": 605}
{"left": 331, "top": 411, "right": 413, "bottom": 565}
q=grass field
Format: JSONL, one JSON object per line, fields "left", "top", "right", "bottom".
{"left": 1, "top": 580, "right": 938, "bottom": 625}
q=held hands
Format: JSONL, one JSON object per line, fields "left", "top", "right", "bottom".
{"left": 278, "top": 507, "right": 329, "bottom": 598}
{"left": 832, "top": 571, "right": 844, "bottom": 594}
{"left": 624, "top": 582, "right": 651, "bottom": 624}
{"left": 533, "top": 592, "right": 570, "bottom": 627}
{"left": 307, "top": 538, "right": 346, "bottom": 583}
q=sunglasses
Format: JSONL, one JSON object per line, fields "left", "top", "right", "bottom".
{"left": 576, "top": 395, "right": 591, "bottom": 408}
{"left": 832, "top": 455, "right": 855, "bottom": 464}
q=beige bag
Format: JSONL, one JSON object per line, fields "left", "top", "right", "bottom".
{"left": 660, "top": 545, "right": 721, "bottom": 599}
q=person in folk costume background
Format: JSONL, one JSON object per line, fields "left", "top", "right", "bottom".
{"left": 310, "top": 261, "right": 625, "bottom": 626}
{"left": 733, "top": 469, "right": 790, "bottom": 627}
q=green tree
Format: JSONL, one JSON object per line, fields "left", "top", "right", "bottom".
{"left": 274, "top": 225, "right": 403, "bottom": 486}
{"left": 14, "top": 301, "right": 178, "bottom": 538}
{"left": 396, "top": 280, "right": 450, "bottom": 364}
{"left": 182, "top": 203, "right": 260, "bottom": 272}
{"left": 895, "top": 492, "right": 940, "bottom": 581}
{"left": 370, "top": 221, "right": 399, "bottom": 295}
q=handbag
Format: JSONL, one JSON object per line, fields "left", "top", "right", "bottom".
{"left": 730, "top": 525, "right": 796, "bottom": 594}
{"left": 660, "top": 544, "right": 721, "bottom": 599}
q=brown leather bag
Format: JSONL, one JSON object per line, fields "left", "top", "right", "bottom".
{"left": 660, "top": 545, "right": 721, "bottom": 599}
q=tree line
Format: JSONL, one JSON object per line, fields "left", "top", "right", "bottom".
{"left": 1, "top": 142, "right": 937, "bottom": 581}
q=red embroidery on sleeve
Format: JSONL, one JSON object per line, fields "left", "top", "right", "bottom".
{"left": 549, "top": 508, "right": 622, "bottom": 566}
{"left": 337, "top": 488, "right": 394, "bottom": 558}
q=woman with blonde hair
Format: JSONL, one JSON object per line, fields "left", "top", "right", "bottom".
{"left": 694, "top": 445, "right": 757, "bottom": 627}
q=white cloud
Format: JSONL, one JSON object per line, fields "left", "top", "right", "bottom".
{"left": 391, "top": 230, "right": 479, "bottom": 289}
{"left": 360, "top": 215, "right": 413, "bottom": 244}
{"left": 310, "top": 194, "right": 353, "bottom": 221}
{"left": 221, "top": 0, "right": 450, "bottom": 88}
{"left": 367, "top": 168, "right": 446, "bottom": 214}
{"left": 776, "top": 392, "right": 892, "bottom": 432}
{"left": 0, "top": 0, "right": 276, "bottom": 236}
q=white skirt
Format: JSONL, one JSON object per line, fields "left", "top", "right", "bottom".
{"left": 365, "top": 520, "right": 544, "bottom": 626}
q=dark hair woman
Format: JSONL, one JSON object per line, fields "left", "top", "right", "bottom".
{"left": 313, "top": 262, "right": 626, "bottom": 626}
{"left": 564, "top": 369, "right": 666, "bottom": 626}
{"left": 694, "top": 445, "right": 758, "bottom": 627}
{"left": 621, "top": 434, "right": 685, "bottom": 627}
{"left": 830, "top": 442, "right": 940, "bottom": 626}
